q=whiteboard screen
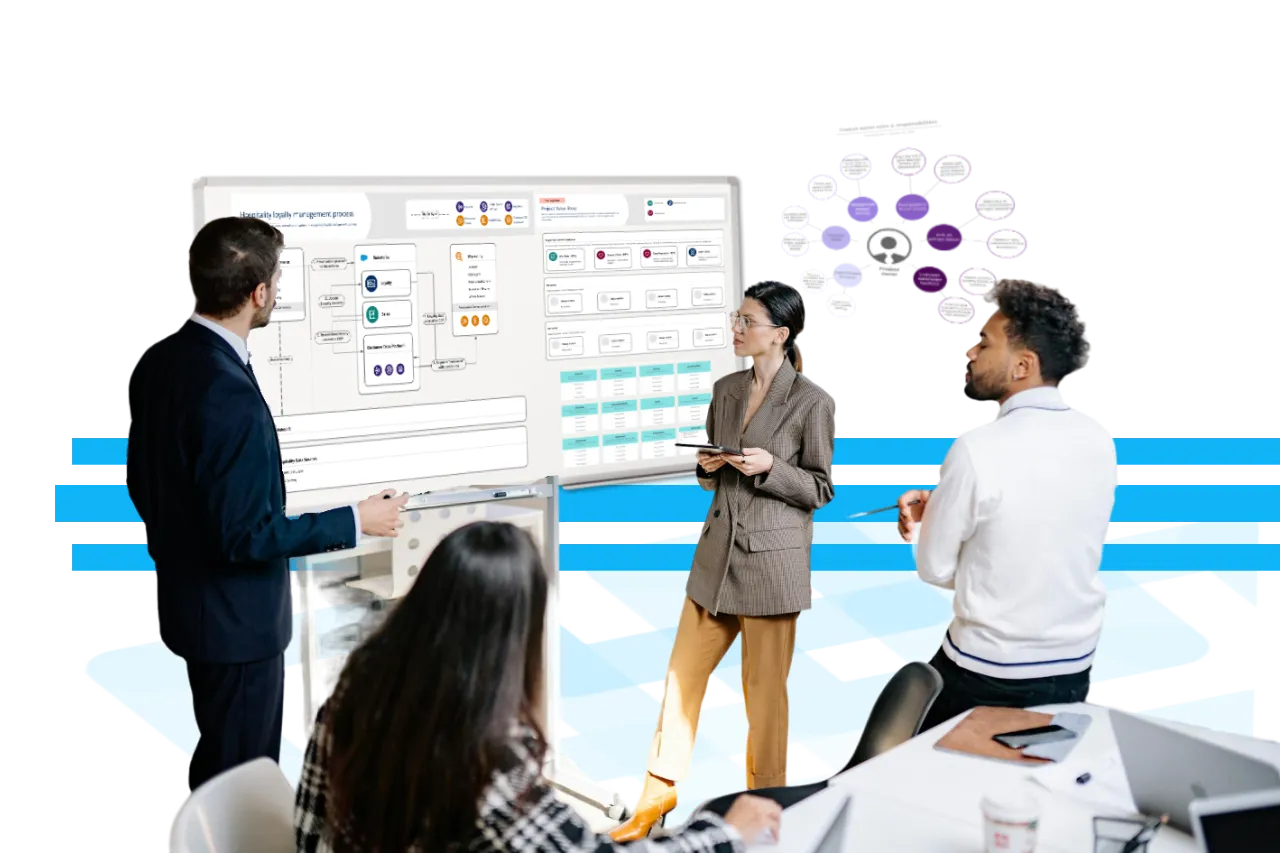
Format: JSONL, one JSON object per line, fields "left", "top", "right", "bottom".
{"left": 194, "top": 176, "right": 743, "bottom": 513}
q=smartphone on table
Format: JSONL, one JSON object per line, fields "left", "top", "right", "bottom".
{"left": 991, "top": 725, "right": 1077, "bottom": 749}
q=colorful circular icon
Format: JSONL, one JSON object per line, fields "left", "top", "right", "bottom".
{"left": 364, "top": 275, "right": 378, "bottom": 292}
{"left": 396, "top": 363, "right": 405, "bottom": 374}
{"left": 597, "top": 250, "right": 606, "bottom": 260}
{"left": 667, "top": 199, "right": 673, "bottom": 206}
{"left": 455, "top": 251, "right": 462, "bottom": 260}
{"left": 504, "top": 214, "right": 512, "bottom": 225}
{"left": 505, "top": 201, "right": 512, "bottom": 212}
{"left": 689, "top": 247, "right": 697, "bottom": 256}
{"left": 647, "top": 200, "right": 653, "bottom": 206}
{"left": 643, "top": 249, "right": 652, "bottom": 258}
{"left": 455, "top": 215, "right": 464, "bottom": 226}
{"left": 365, "top": 305, "right": 379, "bottom": 323}
{"left": 455, "top": 201, "right": 464, "bottom": 213}
{"left": 480, "top": 201, "right": 488, "bottom": 212}
{"left": 480, "top": 214, "right": 489, "bottom": 225}
{"left": 647, "top": 210, "right": 653, "bottom": 216}
{"left": 385, "top": 364, "right": 394, "bottom": 376}
{"left": 461, "top": 315, "right": 470, "bottom": 327}
{"left": 548, "top": 251, "right": 558, "bottom": 261}
{"left": 482, "top": 314, "right": 490, "bottom": 326}
{"left": 471, "top": 315, "right": 480, "bottom": 326}
{"left": 373, "top": 365, "right": 382, "bottom": 376}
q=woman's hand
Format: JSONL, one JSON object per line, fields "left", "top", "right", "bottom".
{"left": 725, "top": 447, "right": 773, "bottom": 477}
{"left": 697, "top": 451, "right": 728, "bottom": 473}
{"left": 723, "top": 794, "right": 782, "bottom": 843}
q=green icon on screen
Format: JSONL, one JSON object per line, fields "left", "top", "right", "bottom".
{"left": 366, "top": 306, "right": 379, "bottom": 323}
{"left": 549, "top": 252, "right": 558, "bottom": 261}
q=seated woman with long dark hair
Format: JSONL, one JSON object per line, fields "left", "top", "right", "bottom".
{"left": 294, "top": 520, "right": 780, "bottom": 851}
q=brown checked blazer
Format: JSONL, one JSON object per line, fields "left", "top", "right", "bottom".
{"left": 685, "top": 358, "right": 836, "bottom": 617}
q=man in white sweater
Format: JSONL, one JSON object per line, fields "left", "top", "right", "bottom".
{"left": 897, "top": 279, "right": 1117, "bottom": 731}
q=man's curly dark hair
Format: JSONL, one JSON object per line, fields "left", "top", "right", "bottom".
{"left": 986, "top": 279, "right": 1089, "bottom": 383}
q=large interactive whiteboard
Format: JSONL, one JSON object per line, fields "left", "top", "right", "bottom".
{"left": 194, "top": 176, "right": 744, "bottom": 513}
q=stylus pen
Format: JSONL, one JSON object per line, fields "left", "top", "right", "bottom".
{"left": 847, "top": 499, "right": 920, "bottom": 519}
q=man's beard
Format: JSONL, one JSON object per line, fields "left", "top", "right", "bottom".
{"left": 251, "top": 304, "right": 273, "bottom": 329}
{"left": 964, "top": 368, "right": 1006, "bottom": 401}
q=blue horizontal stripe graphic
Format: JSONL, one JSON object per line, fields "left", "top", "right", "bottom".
{"left": 73, "top": 437, "right": 1280, "bottom": 466}
{"left": 71, "top": 543, "right": 1280, "bottom": 572}
{"left": 55, "top": 483, "right": 1280, "bottom": 524}
{"left": 558, "top": 545, "right": 1279, "bottom": 572}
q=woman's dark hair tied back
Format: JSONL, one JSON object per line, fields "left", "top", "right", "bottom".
{"left": 745, "top": 280, "right": 806, "bottom": 372}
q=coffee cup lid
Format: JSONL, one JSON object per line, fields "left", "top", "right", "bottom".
{"left": 981, "top": 785, "right": 1040, "bottom": 822}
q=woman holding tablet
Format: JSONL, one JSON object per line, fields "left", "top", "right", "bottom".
{"left": 612, "top": 281, "right": 836, "bottom": 840}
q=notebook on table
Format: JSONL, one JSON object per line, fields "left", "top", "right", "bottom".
{"left": 933, "top": 706, "right": 1062, "bottom": 765}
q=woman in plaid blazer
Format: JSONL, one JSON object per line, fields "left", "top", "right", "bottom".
{"left": 293, "top": 520, "right": 781, "bottom": 851}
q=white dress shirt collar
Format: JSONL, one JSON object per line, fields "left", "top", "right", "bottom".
{"left": 997, "top": 384, "right": 1069, "bottom": 419}
{"left": 189, "top": 312, "right": 250, "bottom": 365}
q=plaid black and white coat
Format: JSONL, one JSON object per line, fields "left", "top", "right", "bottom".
{"left": 294, "top": 700, "right": 745, "bottom": 852}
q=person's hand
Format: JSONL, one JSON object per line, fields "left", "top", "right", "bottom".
{"left": 897, "top": 489, "right": 931, "bottom": 542}
{"left": 725, "top": 447, "right": 773, "bottom": 477}
{"left": 358, "top": 489, "right": 409, "bottom": 537}
{"left": 697, "top": 451, "right": 728, "bottom": 473}
{"left": 723, "top": 794, "right": 782, "bottom": 843}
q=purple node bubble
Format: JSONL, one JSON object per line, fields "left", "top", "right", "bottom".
{"left": 927, "top": 224, "right": 962, "bottom": 251}
{"left": 822, "top": 225, "right": 851, "bottom": 250}
{"left": 897, "top": 194, "right": 929, "bottom": 221}
{"left": 834, "top": 264, "right": 862, "bottom": 287}
{"left": 847, "top": 197, "right": 878, "bottom": 222}
{"left": 373, "top": 365, "right": 382, "bottom": 376}
{"left": 914, "top": 267, "right": 947, "bottom": 293}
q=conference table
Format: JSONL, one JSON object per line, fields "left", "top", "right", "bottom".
{"left": 758, "top": 703, "right": 1280, "bottom": 852}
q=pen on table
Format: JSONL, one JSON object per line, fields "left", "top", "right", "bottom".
{"left": 847, "top": 499, "right": 920, "bottom": 519}
{"left": 1119, "top": 814, "right": 1167, "bottom": 853}
{"left": 1075, "top": 772, "right": 1091, "bottom": 784}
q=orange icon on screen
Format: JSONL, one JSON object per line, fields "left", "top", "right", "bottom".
{"left": 471, "top": 315, "right": 480, "bottom": 326}
{"left": 461, "top": 315, "right": 469, "bottom": 326}
{"left": 455, "top": 251, "right": 462, "bottom": 260}
{"left": 456, "top": 215, "right": 464, "bottom": 226}
{"left": 480, "top": 214, "right": 489, "bottom": 225}
{"left": 504, "top": 214, "right": 512, "bottom": 225}
{"left": 482, "top": 314, "right": 490, "bottom": 325}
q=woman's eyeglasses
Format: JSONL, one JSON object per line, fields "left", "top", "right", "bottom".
{"left": 729, "top": 311, "right": 781, "bottom": 331}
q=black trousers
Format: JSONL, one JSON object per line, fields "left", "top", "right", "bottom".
{"left": 921, "top": 647, "right": 1091, "bottom": 732}
{"left": 185, "top": 653, "right": 285, "bottom": 791}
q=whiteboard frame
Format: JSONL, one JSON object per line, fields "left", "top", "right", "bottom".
{"left": 190, "top": 165, "right": 747, "bottom": 489}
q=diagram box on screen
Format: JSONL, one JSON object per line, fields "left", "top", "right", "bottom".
{"left": 355, "top": 243, "right": 421, "bottom": 395}
{"left": 274, "top": 248, "right": 307, "bottom": 322}
{"left": 451, "top": 243, "right": 498, "bottom": 336}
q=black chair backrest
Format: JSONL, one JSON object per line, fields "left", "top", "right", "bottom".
{"left": 839, "top": 661, "right": 943, "bottom": 774}
{"left": 685, "top": 661, "right": 943, "bottom": 821}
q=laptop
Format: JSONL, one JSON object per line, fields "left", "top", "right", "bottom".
{"left": 1111, "top": 709, "right": 1280, "bottom": 833}
{"left": 1189, "top": 787, "right": 1280, "bottom": 852}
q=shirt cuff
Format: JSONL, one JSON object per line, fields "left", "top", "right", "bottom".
{"left": 350, "top": 505, "right": 363, "bottom": 544}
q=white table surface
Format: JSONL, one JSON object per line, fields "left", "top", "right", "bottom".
{"left": 777, "top": 702, "right": 1280, "bottom": 852}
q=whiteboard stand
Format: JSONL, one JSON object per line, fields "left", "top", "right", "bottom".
{"left": 292, "top": 476, "right": 626, "bottom": 824}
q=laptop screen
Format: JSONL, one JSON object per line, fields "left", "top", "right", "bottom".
{"left": 1199, "top": 802, "right": 1280, "bottom": 851}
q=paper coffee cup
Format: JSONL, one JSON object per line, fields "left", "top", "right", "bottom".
{"left": 981, "top": 787, "right": 1040, "bottom": 852}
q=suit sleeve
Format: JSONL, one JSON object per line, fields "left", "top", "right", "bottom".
{"left": 125, "top": 364, "right": 151, "bottom": 523}
{"left": 194, "top": 377, "right": 357, "bottom": 563}
{"left": 753, "top": 394, "right": 835, "bottom": 511}
{"left": 694, "top": 395, "right": 718, "bottom": 492}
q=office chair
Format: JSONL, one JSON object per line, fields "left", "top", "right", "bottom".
{"left": 692, "top": 661, "right": 944, "bottom": 816}
{"left": 170, "top": 758, "right": 294, "bottom": 853}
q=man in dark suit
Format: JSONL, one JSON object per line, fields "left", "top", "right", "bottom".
{"left": 126, "top": 216, "right": 408, "bottom": 791}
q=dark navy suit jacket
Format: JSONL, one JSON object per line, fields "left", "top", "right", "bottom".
{"left": 126, "top": 320, "right": 356, "bottom": 664}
